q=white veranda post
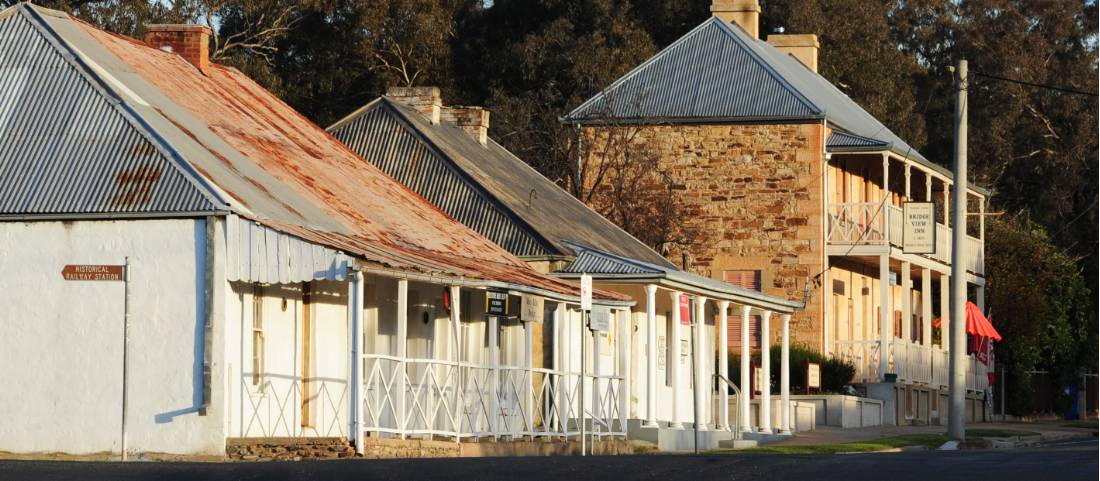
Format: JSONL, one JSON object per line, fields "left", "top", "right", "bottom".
{"left": 740, "top": 305, "right": 751, "bottom": 433}
{"left": 780, "top": 314, "right": 791, "bottom": 435}
{"left": 760, "top": 310, "right": 772, "bottom": 434}
{"left": 693, "top": 296, "right": 707, "bottom": 430}
{"left": 669, "top": 291, "right": 684, "bottom": 429}
{"left": 644, "top": 284, "right": 658, "bottom": 427}
{"left": 717, "top": 301, "right": 730, "bottom": 431}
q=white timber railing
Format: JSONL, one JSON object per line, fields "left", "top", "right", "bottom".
{"left": 836, "top": 340, "right": 990, "bottom": 393}
{"left": 827, "top": 202, "right": 887, "bottom": 244}
{"left": 360, "top": 354, "right": 625, "bottom": 441}
{"left": 828, "top": 202, "right": 985, "bottom": 276}
{"left": 239, "top": 375, "right": 348, "bottom": 438}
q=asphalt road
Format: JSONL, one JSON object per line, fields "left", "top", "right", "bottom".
{"left": 1, "top": 440, "right": 1094, "bottom": 481}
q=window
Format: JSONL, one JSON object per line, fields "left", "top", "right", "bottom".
{"left": 251, "top": 284, "right": 265, "bottom": 388}
{"left": 723, "top": 270, "right": 761, "bottom": 291}
{"left": 728, "top": 314, "right": 762, "bottom": 349}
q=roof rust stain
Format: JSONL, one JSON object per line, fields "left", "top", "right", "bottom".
{"left": 111, "top": 165, "right": 161, "bottom": 208}
{"left": 69, "top": 16, "right": 612, "bottom": 300}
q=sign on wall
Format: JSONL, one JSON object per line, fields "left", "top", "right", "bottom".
{"left": 589, "top": 306, "right": 610, "bottom": 332}
{"left": 658, "top": 335, "right": 666, "bottom": 370}
{"left": 678, "top": 294, "right": 691, "bottom": 325}
{"left": 579, "top": 274, "right": 592, "bottom": 311}
{"left": 902, "top": 202, "right": 936, "bottom": 254}
{"left": 521, "top": 294, "right": 544, "bottom": 323}
{"left": 485, "top": 290, "right": 509, "bottom": 316}
{"left": 62, "top": 264, "right": 124, "bottom": 281}
{"left": 753, "top": 366, "right": 764, "bottom": 395}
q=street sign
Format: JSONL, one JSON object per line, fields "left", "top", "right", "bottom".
{"left": 589, "top": 306, "right": 610, "bottom": 332}
{"left": 678, "top": 294, "right": 691, "bottom": 325}
{"left": 521, "top": 294, "right": 544, "bottom": 323}
{"left": 485, "top": 290, "right": 508, "bottom": 316}
{"left": 903, "top": 202, "right": 936, "bottom": 254}
{"left": 62, "top": 264, "right": 124, "bottom": 281}
{"left": 579, "top": 274, "right": 592, "bottom": 311}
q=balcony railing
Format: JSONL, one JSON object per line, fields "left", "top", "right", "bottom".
{"left": 828, "top": 201, "right": 984, "bottom": 275}
{"left": 833, "top": 339, "right": 989, "bottom": 392}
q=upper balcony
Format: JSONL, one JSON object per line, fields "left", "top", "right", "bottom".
{"left": 825, "top": 152, "right": 987, "bottom": 277}
{"left": 827, "top": 202, "right": 984, "bottom": 275}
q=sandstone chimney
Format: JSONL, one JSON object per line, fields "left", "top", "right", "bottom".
{"left": 441, "top": 107, "right": 490, "bottom": 145}
{"left": 767, "top": 34, "right": 820, "bottom": 73}
{"left": 711, "top": 0, "right": 760, "bottom": 38}
{"left": 386, "top": 86, "right": 442, "bottom": 124}
{"left": 144, "top": 24, "right": 211, "bottom": 75}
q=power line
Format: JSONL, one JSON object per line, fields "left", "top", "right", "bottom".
{"left": 972, "top": 71, "right": 1098, "bottom": 97}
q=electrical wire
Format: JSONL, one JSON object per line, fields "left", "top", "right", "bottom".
{"left": 971, "top": 71, "right": 1098, "bottom": 97}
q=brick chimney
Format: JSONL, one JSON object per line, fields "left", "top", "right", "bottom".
{"left": 711, "top": 0, "right": 760, "bottom": 39}
{"left": 144, "top": 24, "right": 211, "bottom": 75}
{"left": 768, "top": 34, "right": 820, "bottom": 73}
{"left": 441, "top": 107, "right": 490, "bottom": 145}
{"left": 386, "top": 86, "right": 442, "bottom": 124}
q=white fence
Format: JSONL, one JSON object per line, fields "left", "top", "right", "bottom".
{"left": 239, "top": 376, "right": 348, "bottom": 438}
{"left": 360, "top": 354, "right": 625, "bottom": 441}
{"left": 835, "top": 340, "right": 989, "bottom": 392}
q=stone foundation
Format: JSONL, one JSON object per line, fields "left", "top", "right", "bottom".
{"left": 225, "top": 437, "right": 355, "bottom": 460}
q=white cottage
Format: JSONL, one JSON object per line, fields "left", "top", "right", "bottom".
{"left": 0, "top": 3, "right": 631, "bottom": 458}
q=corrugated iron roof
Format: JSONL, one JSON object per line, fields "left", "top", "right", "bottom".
{"left": 0, "top": 8, "right": 222, "bottom": 216}
{"left": 329, "top": 97, "right": 678, "bottom": 268}
{"left": 558, "top": 241, "right": 801, "bottom": 312}
{"left": 564, "top": 18, "right": 821, "bottom": 123}
{"left": 328, "top": 100, "right": 552, "bottom": 258}
{"left": 827, "top": 131, "right": 890, "bottom": 152}
{"left": 0, "top": 3, "right": 626, "bottom": 302}
{"left": 562, "top": 16, "right": 989, "bottom": 196}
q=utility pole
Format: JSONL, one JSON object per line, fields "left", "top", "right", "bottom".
{"left": 948, "top": 59, "right": 968, "bottom": 441}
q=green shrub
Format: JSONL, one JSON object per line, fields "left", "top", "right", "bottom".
{"left": 723, "top": 345, "right": 856, "bottom": 394}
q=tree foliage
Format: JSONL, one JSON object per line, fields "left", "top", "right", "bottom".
{"left": 985, "top": 214, "right": 1094, "bottom": 414}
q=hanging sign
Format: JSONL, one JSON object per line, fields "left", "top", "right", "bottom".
{"left": 485, "top": 290, "right": 509, "bottom": 316}
{"left": 806, "top": 362, "right": 822, "bottom": 393}
{"left": 62, "top": 264, "right": 124, "bottom": 281}
{"left": 589, "top": 306, "right": 610, "bottom": 332}
{"left": 579, "top": 274, "right": 593, "bottom": 311}
{"left": 521, "top": 294, "right": 544, "bottom": 323}
{"left": 678, "top": 294, "right": 691, "bottom": 325}
{"left": 903, "top": 202, "right": 936, "bottom": 254}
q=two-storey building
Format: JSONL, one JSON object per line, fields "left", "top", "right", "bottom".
{"left": 562, "top": 0, "right": 991, "bottom": 425}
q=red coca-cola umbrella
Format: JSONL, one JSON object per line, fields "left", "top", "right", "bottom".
{"left": 933, "top": 301, "right": 1002, "bottom": 341}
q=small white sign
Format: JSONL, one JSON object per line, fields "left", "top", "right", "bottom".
{"left": 579, "top": 274, "right": 593, "bottom": 311}
{"left": 807, "top": 362, "right": 822, "bottom": 390}
{"left": 521, "top": 294, "right": 544, "bottom": 323}
{"left": 903, "top": 202, "right": 936, "bottom": 254}
{"left": 589, "top": 306, "right": 610, "bottom": 332}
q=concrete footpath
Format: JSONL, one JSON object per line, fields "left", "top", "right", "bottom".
{"left": 774, "top": 421, "right": 1098, "bottom": 447}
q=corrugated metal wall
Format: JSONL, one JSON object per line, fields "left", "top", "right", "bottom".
{"left": 225, "top": 215, "right": 349, "bottom": 283}
{"left": 0, "top": 10, "right": 217, "bottom": 216}
{"left": 330, "top": 103, "right": 550, "bottom": 258}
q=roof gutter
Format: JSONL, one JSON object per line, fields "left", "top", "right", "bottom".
{"left": 357, "top": 265, "right": 635, "bottom": 308}
{"left": 555, "top": 272, "right": 801, "bottom": 313}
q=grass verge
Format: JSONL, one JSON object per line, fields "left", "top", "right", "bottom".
{"left": 707, "top": 434, "right": 950, "bottom": 455}
{"left": 1061, "top": 420, "right": 1099, "bottom": 430}
{"left": 965, "top": 428, "right": 1040, "bottom": 437}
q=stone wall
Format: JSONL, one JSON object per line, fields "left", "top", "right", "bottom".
{"left": 225, "top": 438, "right": 355, "bottom": 460}
{"left": 582, "top": 122, "right": 827, "bottom": 351}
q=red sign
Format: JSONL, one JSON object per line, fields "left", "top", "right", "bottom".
{"left": 678, "top": 294, "right": 691, "bottom": 325}
{"left": 62, "top": 264, "right": 124, "bottom": 281}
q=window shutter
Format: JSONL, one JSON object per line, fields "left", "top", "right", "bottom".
{"left": 723, "top": 270, "right": 761, "bottom": 292}
{"left": 728, "top": 314, "right": 762, "bottom": 349}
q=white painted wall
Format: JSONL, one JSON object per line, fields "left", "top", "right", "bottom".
{"left": 0, "top": 219, "right": 225, "bottom": 455}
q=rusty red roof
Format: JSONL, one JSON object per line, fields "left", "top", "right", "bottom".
{"left": 15, "top": 5, "right": 627, "bottom": 302}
